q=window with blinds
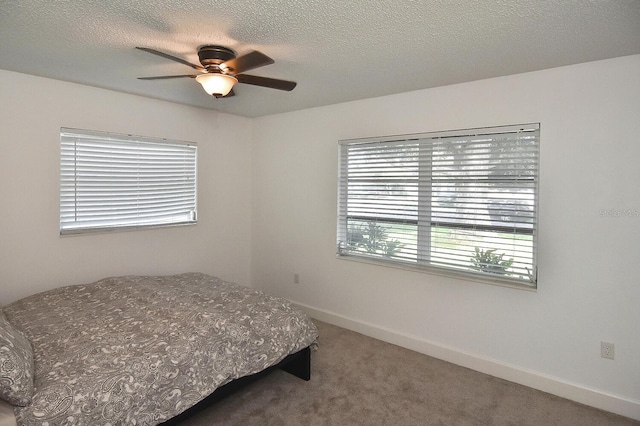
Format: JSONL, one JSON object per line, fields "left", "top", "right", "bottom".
{"left": 337, "top": 123, "right": 539, "bottom": 288}
{"left": 60, "top": 128, "right": 197, "bottom": 235}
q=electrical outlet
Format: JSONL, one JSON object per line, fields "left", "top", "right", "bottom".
{"left": 294, "top": 273, "right": 300, "bottom": 284}
{"left": 601, "top": 341, "right": 615, "bottom": 360}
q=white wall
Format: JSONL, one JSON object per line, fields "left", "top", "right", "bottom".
{"left": 251, "top": 55, "right": 640, "bottom": 419}
{"left": 0, "top": 70, "right": 253, "bottom": 304}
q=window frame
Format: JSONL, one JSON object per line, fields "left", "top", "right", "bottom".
{"left": 60, "top": 127, "right": 198, "bottom": 235}
{"left": 336, "top": 123, "right": 540, "bottom": 289}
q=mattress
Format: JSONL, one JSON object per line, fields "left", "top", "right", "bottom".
{"left": 2, "top": 273, "right": 318, "bottom": 425}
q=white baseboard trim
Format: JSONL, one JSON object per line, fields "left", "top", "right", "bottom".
{"left": 295, "top": 302, "right": 640, "bottom": 421}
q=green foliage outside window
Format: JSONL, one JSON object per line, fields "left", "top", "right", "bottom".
{"left": 470, "top": 247, "right": 514, "bottom": 275}
{"left": 347, "top": 221, "right": 404, "bottom": 257}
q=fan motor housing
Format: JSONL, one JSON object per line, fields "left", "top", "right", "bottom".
{"left": 198, "top": 45, "right": 236, "bottom": 68}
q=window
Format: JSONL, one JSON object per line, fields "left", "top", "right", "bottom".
{"left": 60, "top": 128, "right": 197, "bottom": 235}
{"left": 337, "top": 124, "right": 539, "bottom": 288}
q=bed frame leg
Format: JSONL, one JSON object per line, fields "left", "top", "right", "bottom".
{"left": 280, "top": 346, "right": 311, "bottom": 381}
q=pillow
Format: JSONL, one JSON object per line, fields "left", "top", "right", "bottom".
{"left": 0, "top": 312, "right": 34, "bottom": 406}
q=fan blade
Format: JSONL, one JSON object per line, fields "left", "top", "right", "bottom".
{"left": 222, "top": 51, "right": 274, "bottom": 74}
{"left": 138, "top": 75, "right": 198, "bottom": 80}
{"left": 136, "top": 47, "right": 205, "bottom": 71}
{"left": 236, "top": 74, "right": 297, "bottom": 91}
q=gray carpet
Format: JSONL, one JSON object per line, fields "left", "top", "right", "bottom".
{"left": 178, "top": 320, "right": 638, "bottom": 425}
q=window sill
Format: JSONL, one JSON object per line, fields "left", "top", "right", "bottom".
{"left": 60, "top": 221, "right": 197, "bottom": 237}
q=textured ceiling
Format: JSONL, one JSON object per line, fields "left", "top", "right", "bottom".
{"left": 1, "top": 0, "right": 639, "bottom": 117}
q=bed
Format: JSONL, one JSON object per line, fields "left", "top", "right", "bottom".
{"left": 0, "top": 273, "right": 318, "bottom": 425}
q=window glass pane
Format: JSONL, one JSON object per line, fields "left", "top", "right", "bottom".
{"left": 346, "top": 219, "right": 418, "bottom": 263}
{"left": 431, "top": 226, "right": 534, "bottom": 282}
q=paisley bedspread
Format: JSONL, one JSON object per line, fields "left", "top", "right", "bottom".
{"left": 2, "top": 273, "right": 318, "bottom": 425}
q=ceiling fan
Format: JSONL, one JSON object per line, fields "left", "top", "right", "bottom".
{"left": 136, "top": 45, "right": 297, "bottom": 98}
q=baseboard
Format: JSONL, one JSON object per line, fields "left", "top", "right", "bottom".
{"left": 295, "top": 302, "right": 640, "bottom": 421}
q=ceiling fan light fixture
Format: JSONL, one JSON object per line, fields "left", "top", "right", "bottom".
{"left": 195, "top": 73, "right": 237, "bottom": 96}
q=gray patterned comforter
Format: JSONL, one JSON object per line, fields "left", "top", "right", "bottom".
{"left": 3, "top": 273, "right": 318, "bottom": 425}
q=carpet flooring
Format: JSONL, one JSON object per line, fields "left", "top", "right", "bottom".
{"left": 178, "top": 320, "right": 639, "bottom": 425}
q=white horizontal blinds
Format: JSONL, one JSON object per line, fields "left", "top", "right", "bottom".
{"left": 60, "top": 128, "right": 197, "bottom": 234}
{"left": 339, "top": 140, "right": 420, "bottom": 263}
{"left": 428, "top": 126, "right": 539, "bottom": 284}
{"left": 337, "top": 124, "right": 539, "bottom": 287}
